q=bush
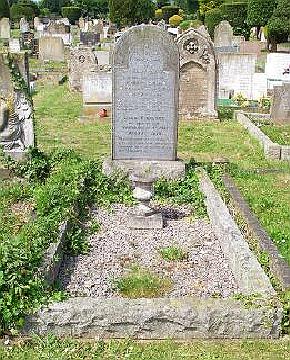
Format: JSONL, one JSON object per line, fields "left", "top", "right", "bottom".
{"left": 0, "top": 148, "right": 133, "bottom": 334}
{"left": 10, "top": 0, "right": 39, "bottom": 22}
{"left": 218, "top": 106, "right": 234, "bottom": 121}
{"left": 268, "top": 0, "right": 290, "bottom": 44}
{"left": 155, "top": 8, "right": 163, "bottom": 20}
{"left": 169, "top": 14, "right": 182, "bottom": 27}
{"left": 61, "top": 6, "right": 81, "bottom": 24}
{"left": 161, "top": 5, "right": 179, "bottom": 23}
{"left": 204, "top": 7, "right": 223, "bottom": 38}
{"left": 0, "top": 0, "right": 9, "bottom": 18}
{"left": 179, "top": 19, "right": 192, "bottom": 30}
{"left": 221, "top": 0, "right": 250, "bottom": 39}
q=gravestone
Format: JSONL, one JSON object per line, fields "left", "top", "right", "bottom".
{"left": 0, "top": 54, "right": 34, "bottom": 159}
{"left": 104, "top": 25, "right": 184, "bottom": 179}
{"left": 34, "top": 17, "right": 41, "bottom": 29}
{"left": 20, "top": 17, "right": 30, "bottom": 33}
{"left": 9, "top": 38, "right": 21, "bottom": 53}
{"left": 271, "top": 83, "right": 290, "bottom": 124}
{"left": 69, "top": 46, "right": 97, "bottom": 91}
{"left": 83, "top": 71, "right": 112, "bottom": 109}
{"left": 38, "top": 36, "right": 65, "bottom": 61}
{"left": 80, "top": 32, "right": 100, "bottom": 45}
{"left": 214, "top": 21, "right": 238, "bottom": 53}
{"left": 265, "top": 53, "right": 290, "bottom": 89}
{"left": 79, "top": 17, "right": 85, "bottom": 29}
{"left": 95, "top": 50, "right": 111, "bottom": 65}
{"left": 178, "top": 27, "right": 218, "bottom": 119}
{"left": 218, "top": 53, "right": 257, "bottom": 99}
{"left": 21, "top": 32, "right": 34, "bottom": 49}
{"left": 0, "top": 18, "right": 10, "bottom": 39}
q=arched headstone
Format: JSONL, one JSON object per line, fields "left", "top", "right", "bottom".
{"left": 178, "top": 27, "right": 218, "bottom": 119}
{"left": 112, "top": 25, "right": 179, "bottom": 161}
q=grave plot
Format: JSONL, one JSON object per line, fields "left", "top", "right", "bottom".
{"left": 23, "top": 26, "right": 282, "bottom": 339}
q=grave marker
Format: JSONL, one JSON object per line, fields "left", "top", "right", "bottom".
{"left": 271, "top": 83, "right": 290, "bottom": 124}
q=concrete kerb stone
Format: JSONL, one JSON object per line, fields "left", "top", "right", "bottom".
{"left": 235, "top": 111, "right": 290, "bottom": 160}
{"left": 38, "top": 221, "right": 69, "bottom": 286}
{"left": 199, "top": 171, "right": 276, "bottom": 296}
{"left": 23, "top": 171, "right": 282, "bottom": 339}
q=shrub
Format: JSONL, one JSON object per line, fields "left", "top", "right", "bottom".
{"left": 221, "top": 0, "right": 250, "bottom": 39}
{"left": 10, "top": 0, "right": 39, "bottom": 22}
{"left": 180, "top": 19, "right": 192, "bottom": 30}
{"left": 161, "top": 5, "right": 179, "bottom": 23}
{"left": 61, "top": 6, "right": 81, "bottom": 24}
{"left": 218, "top": 106, "right": 234, "bottom": 121}
{"left": 204, "top": 7, "right": 223, "bottom": 38}
{"left": 169, "top": 14, "right": 182, "bottom": 27}
{"left": 155, "top": 8, "right": 163, "bottom": 20}
{"left": 0, "top": 0, "right": 9, "bottom": 18}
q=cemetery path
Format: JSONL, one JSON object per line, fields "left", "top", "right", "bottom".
{"left": 59, "top": 204, "right": 238, "bottom": 298}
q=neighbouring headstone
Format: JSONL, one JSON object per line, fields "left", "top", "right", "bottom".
{"left": 83, "top": 71, "right": 112, "bottom": 107}
{"left": 0, "top": 18, "right": 10, "bottom": 39}
{"left": 20, "top": 17, "right": 30, "bottom": 33}
{"left": 0, "top": 53, "right": 34, "bottom": 159}
{"left": 34, "top": 17, "right": 41, "bottom": 29}
{"left": 38, "top": 36, "right": 65, "bottom": 61}
{"left": 9, "top": 38, "right": 21, "bottom": 53}
{"left": 218, "top": 53, "right": 257, "bottom": 99}
{"left": 95, "top": 50, "right": 111, "bottom": 65}
{"left": 69, "top": 46, "right": 97, "bottom": 91}
{"left": 80, "top": 32, "right": 100, "bottom": 46}
{"left": 214, "top": 20, "right": 238, "bottom": 53}
{"left": 107, "top": 24, "right": 118, "bottom": 38}
{"left": 265, "top": 53, "right": 290, "bottom": 89}
{"left": 79, "top": 17, "right": 85, "bottom": 29}
{"left": 104, "top": 25, "right": 184, "bottom": 180}
{"left": 178, "top": 27, "right": 218, "bottom": 119}
{"left": 271, "top": 83, "right": 290, "bottom": 124}
{"left": 21, "top": 32, "right": 34, "bottom": 49}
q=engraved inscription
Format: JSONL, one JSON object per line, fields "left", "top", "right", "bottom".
{"left": 112, "top": 26, "right": 179, "bottom": 161}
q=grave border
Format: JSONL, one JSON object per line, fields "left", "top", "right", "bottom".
{"left": 235, "top": 111, "right": 290, "bottom": 160}
{"left": 23, "top": 172, "right": 282, "bottom": 339}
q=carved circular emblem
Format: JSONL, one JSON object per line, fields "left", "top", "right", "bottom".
{"left": 184, "top": 38, "right": 199, "bottom": 54}
{"left": 79, "top": 55, "right": 85, "bottom": 63}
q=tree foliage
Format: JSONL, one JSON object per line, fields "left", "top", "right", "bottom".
{"left": 109, "top": 0, "right": 155, "bottom": 27}
{"left": 161, "top": 5, "right": 179, "bottom": 22}
{"left": 221, "top": 0, "right": 250, "bottom": 38}
{"left": 204, "top": 6, "right": 223, "bottom": 37}
{"left": 0, "top": 0, "right": 9, "bottom": 18}
{"left": 10, "top": 0, "right": 40, "bottom": 21}
{"left": 73, "top": 0, "right": 109, "bottom": 17}
{"left": 247, "top": 0, "right": 277, "bottom": 27}
{"left": 198, "top": 0, "right": 224, "bottom": 15}
{"left": 61, "top": 6, "right": 82, "bottom": 22}
{"left": 268, "top": 0, "right": 290, "bottom": 44}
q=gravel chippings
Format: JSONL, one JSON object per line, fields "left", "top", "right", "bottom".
{"left": 59, "top": 204, "right": 238, "bottom": 298}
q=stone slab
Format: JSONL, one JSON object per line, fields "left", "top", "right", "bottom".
{"left": 112, "top": 25, "right": 179, "bottom": 161}
{"left": 102, "top": 159, "right": 185, "bottom": 180}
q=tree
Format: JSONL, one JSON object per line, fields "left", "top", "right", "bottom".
{"left": 73, "top": 0, "right": 109, "bottom": 17}
{"left": 0, "top": 0, "right": 10, "bottom": 18}
{"left": 198, "top": 0, "right": 224, "bottom": 15}
{"left": 204, "top": 7, "right": 223, "bottom": 37}
{"left": 247, "top": 0, "right": 277, "bottom": 38}
{"left": 39, "top": 0, "right": 70, "bottom": 14}
{"left": 109, "top": 0, "right": 155, "bottom": 27}
{"left": 221, "top": 0, "right": 250, "bottom": 39}
{"left": 268, "top": 0, "right": 290, "bottom": 49}
{"left": 10, "top": 0, "right": 40, "bottom": 21}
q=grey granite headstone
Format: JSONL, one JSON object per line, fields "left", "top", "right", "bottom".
{"left": 113, "top": 25, "right": 179, "bottom": 161}
{"left": 214, "top": 21, "right": 233, "bottom": 47}
{"left": 271, "top": 83, "right": 290, "bottom": 124}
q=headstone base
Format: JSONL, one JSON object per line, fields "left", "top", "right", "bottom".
{"left": 103, "top": 159, "right": 185, "bottom": 180}
{"left": 79, "top": 104, "right": 111, "bottom": 123}
{"left": 4, "top": 150, "right": 28, "bottom": 161}
{"left": 128, "top": 212, "right": 163, "bottom": 230}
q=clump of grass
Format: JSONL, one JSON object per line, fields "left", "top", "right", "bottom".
{"left": 159, "top": 246, "right": 188, "bottom": 261}
{"left": 114, "top": 266, "right": 172, "bottom": 298}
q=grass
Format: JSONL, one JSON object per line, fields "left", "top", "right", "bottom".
{"left": 260, "top": 124, "right": 290, "bottom": 145}
{"left": 0, "top": 336, "right": 290, "bottom": 360}
{"left": 159, "top": 246, "right": 188, "bottom": 261}
{"left": 114, "top": 266, "right": 172, "bottom": 298}
{"left": 33, "top": 84, "right": 290, "bottom": 266}
{"left": 33, "top": 84, "right": 110, "bottom": 159}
